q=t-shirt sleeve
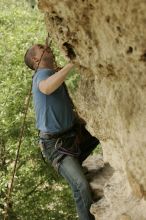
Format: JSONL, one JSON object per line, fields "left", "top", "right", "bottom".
{"left": 36, "top": 70, "right": 52, "bottom": 87}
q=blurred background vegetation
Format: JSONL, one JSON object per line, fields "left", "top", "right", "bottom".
{"left": 0, "top": 0, "right": 79, "bottom": 219}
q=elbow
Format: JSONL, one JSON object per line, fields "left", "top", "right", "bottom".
{"left": 38, "top": 83, "right": 52, "bottom": 95}
{"left": 40, "top": 88, "right": 51, "bottom": 95}
{"left": 38, "top": 86, "right": 51, "bottom": 95}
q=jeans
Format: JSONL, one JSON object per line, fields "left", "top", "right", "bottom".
{"left": 58, "top": 156, "right": 95, "bottom": 220}
{"left": 39, "top": 128, "right": 97, "bottom": 220}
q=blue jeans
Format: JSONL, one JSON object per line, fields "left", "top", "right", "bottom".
{"left": 39, "top": 129, "right": 96, "bottom": 220}
{"left": 58, "top": 156, "right": 95, "bottom": 220}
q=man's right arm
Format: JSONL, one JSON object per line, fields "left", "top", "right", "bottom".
{"left": 38, "top": 62, "right": 74, "bottom": 95}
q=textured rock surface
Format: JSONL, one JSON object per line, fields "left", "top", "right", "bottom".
{"left": 38, "top": 0, "right": 146, "bottom": 219}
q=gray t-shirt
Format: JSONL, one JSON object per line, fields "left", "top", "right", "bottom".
{"left": 32, "top": 68, "right": 75, "bottom": 133}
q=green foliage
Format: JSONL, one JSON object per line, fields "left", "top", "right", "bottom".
{"left": 0, "top": 0, "right": 79, "bottom": 219}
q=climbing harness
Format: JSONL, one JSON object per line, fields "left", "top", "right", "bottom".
{"left": 3, "top": 34, "right": 52, "bottom": 220}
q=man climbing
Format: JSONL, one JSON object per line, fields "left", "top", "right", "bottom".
{"left": 24, "top": 43, "right": 98, "bottom": 220}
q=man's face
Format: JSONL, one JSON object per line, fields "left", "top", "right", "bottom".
{"left": 34, "top": 44, "right": 54, "bottom": 62}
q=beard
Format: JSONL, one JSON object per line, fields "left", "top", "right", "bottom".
{"left": 43, "top": 55, "right": 55, "bottom": 68}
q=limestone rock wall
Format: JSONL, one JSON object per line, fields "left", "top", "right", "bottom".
{"left": 38, "top": 0, "right": 146, "bottom": 219}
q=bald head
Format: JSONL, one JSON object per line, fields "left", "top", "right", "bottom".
{"left": 24, "top": 45, "right": 37, "bottom": 70}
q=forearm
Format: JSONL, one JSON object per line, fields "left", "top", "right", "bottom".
{"left": 39, "top": 62, "right": 74, "bottom": 95}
